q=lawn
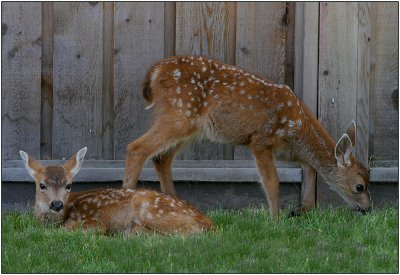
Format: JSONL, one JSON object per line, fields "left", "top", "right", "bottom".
{"left": 2, "top": 207, "right": 398, "bottom": 273}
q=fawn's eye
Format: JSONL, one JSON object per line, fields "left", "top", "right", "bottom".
{"left": 39, "top": 183, "right": 47, "bottom": 190}
{"left": 66, "top": 184, "right": 72, "bottom": 191}
{"left": 356, "top": 184, "right": 364, "bottom": 193}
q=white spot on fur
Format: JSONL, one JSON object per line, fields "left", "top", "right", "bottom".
{"left": 190, "top": 98, "right": 195, "bottom": 102}
{"left": 280, "top": 116, "right": 287, "bottom": 124}
{"left": 276, "top": 128, "right": 285, "bottom": 137}
{"left": 296, "top": 119, "right": 302, "bottom": 128}
{"left": 146, "top": 213, "right": 153, "bottom": 220}
{"left": 277, "top": 103, "right": 284, "bottom": 110}
{"left": 158, "top": 209, "right": 164, "bottom": 214}
{"left": 240, "top": 82, "right": 246, "bottom": 87}
{"left": 187, "top": 103, "right": 192, "bottom": 108}
{"left": 209, "top": 89, "right": 214, "bottom": 94}
{"left": 203, "top": 102, "right": 208, "bottom": 107}
{"left": 239, "top": 90, "right": 246, "bottom": 95}
{"left": 201, "top": 66, "right": 207, "bottom": 72}
{"left": 287, "top": 101, "right": 292, "bottom": 107}
{"left": 185, "top": 110, "right": 191, "bottom": 117}
{"left": 214, "top": 95, "right": 220, "bottom": 99}
{"left": 176, "top": 86, "right": 182, "bottom": 94}
{"left": 145, "top": 103, "right": 155, "bottom": 110}
{"left": 191, "top": 78, "right": 195, "bottom": 84}
{"left": 247, "top": 95, "right": 253, "bottom": 100}
{"left": 177, "top": 98, "right": 183, "bottom": 108}
{"left": 288, "top": 120, "right": 295, "bottom": 127}
{"left": 172, "top": 69, "right": 181, "bottom": 81}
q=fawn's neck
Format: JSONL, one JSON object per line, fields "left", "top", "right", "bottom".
{"left": 293, "top": 104, "right": 340, "bottom": 185}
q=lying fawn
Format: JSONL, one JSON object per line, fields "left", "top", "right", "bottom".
{"left": 20, "top": 147, "right": 213, "bottom": 235}
{"left": 123, "top": 55, "right": 371, "bottom": 218}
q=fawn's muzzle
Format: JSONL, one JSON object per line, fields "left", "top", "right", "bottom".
{"left": 356, "top": 205, "right": 371, "bottom": 215}
{"left": 50, "top": 200, "right": 64, "bottom": 212}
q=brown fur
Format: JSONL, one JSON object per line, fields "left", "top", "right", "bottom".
{"left": 124, "top": 55, "right": 371, "bottom": 218}
{"left": 22, "top": 151, "right": 213, "bottom": 235}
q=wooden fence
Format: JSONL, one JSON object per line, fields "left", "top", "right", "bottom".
{"left": 2, "top": 2, "right": 398, "bottom": 186}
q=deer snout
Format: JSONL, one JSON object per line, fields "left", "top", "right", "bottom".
{"left": 50, "top": 200, "right": 64, "bottom": 212}
{"left": 356, "top": 205, "right": 371, "bottom": 215}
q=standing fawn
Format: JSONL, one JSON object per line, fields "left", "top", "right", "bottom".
{"left": 20, "top": 147, "right": 213, "bottom": 235}
{"left": 123, "top": 55, "right": 371, "bottom": 218}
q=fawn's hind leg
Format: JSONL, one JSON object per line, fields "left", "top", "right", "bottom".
{"left": 123, "top": 121, "right": 195, "bottom": 189}
{"left": 152, "top": 142, "right": 187, "bottom": 196}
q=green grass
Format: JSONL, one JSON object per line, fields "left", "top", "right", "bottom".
{"left": 2, "top": 207, "right": 398, "bottom": 273}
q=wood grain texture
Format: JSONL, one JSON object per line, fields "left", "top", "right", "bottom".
{"left": 356, "top": 2, "right": 371, "bottom": 166}
{"left": 175, "top": 2, "right": 236, "bottom": 160}
{"left": 294, "top": 2, "right": 319, "bottom": 115}
{"left": 234, "top": 2, "right": 287, "bottom": 160}
{"left": 102, "top": 2, "right": 114, "bottom": 159}
{"left": 369, "top": 2, "right": 399, "bottom": 161}
{"left": 113, "top": 2, "right": 164, "bottom": 159}
{"left": 40, "top": 2, "right": 54, "bottom": 160}
{"left": 164, "top": 2, "right": 175, "bottom": 57}
{"left": 318, "top": 2, "right": 358, "bottom": 141}
{"left": 1, "top": 2, "right": 42, "bottom": 160}
{"left": 284, "top": 2, "right": 295, "bottom": 91}
{"left": 294, "top": 2, "right": 319, "bottom": 206}
{"left": 52, "top": 2, "right": 103, "bottom": 159}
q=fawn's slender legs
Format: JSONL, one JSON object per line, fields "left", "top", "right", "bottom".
{"left": 123, "top": 119, "right": 194, "bottom": 190}
{"left": 152, "top": 143, "right": 186, "bottom": 196}
{"left": 290, "top": 163, "right": 317, "bottom": 216}
{"left": 251, "top": 148, "right": 280, "bottom": 218}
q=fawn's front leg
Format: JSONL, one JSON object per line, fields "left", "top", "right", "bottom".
{"left": 252, "top": 148, "right": 280, "bottom": 218}
{"left": 290, "top": 163, "right": 317, "bottom": 216}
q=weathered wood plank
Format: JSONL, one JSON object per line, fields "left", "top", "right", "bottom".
{"left": 318, "top": 2, "right": 358, "bottom": 140}
{"left": 164, "top": 2, "right": 175, "bottom": 57}
{"left": 294, "top": 2, "right": 320, "bottom": 207}
{"left": 113, "top": 2, "right": 164, "bottom": 159}
{"left": 317, "top": 3, "right": 359, "bottom": 206}
{"left": 3, "top": 160, "right": 302, "bottom": 169}
{"left": 369, "top": 2, "right": 399, "bottom": 161}
{"left": 3, "top": 165, "right": 396, "bottom": 183}
{"left": 234, "top": 2, "right": 287, "bottom": 160}
{"left": 284, "top": 2, "right": 295, "bottom": 90}
{"left": 52, "top": 2, "right": 103, "bottom": 159}
{"left": 3, "top": 167, "right": 302, "bottom": 183}
{"left": 356, "top": 2, "right": 371, "bottom": 166}
{"left": 175, "top": 2, "right": 236, "bottom": 160}
{"left": 40, "top": 2, "right": 54, "bottom": 160}
{"left": 1, "top": 2, "right": 42, "bottom": 160}
{"left": 294, "top": 2, "right": 319, "bottom": 114}
{"left": 102, "top": 2, "right": 114, "bottom": 159}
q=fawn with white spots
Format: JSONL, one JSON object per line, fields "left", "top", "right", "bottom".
{"left": 20, "top": 148, "right": 213, "bottom": 235}
{"left": 123, "top": 55, "right": 371, "bottom": 218}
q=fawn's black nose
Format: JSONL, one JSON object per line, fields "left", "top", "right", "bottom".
{"left": 50, "top": 201, "right": 64, "bottom": 212}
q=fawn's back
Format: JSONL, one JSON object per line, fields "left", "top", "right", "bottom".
{"left": 143, "top": 55, "right": 305, "bottom": 149}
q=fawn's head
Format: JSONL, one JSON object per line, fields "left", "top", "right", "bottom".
{"left": 19, "top": 147, "right": 87, "bottom": 223}
{"left": 333, "top": 122, "right": 371, "bottom": 214}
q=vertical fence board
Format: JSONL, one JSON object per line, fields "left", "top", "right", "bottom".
{"left": 284, "top": 2, "right": 295, "bottom": 91}
{"left": 294, "top": 2, "right": 319, "bottom": 113}
{"left": 40, "top": 2, "right": 54, "bottom": 160}
{"left": 164, "top": 2, "right": 176, "bottom": 57}
{"left": 234, "top": 2, "right": 287, "bottom": 160}
{"left": 175, "top": 2, "right": 236, "bottom": 160}
{"left": 317, "top": 2, "right": 359, "bottom": 206}
{"left": 369, "top": 2, "right": 399, "bottom": 161}
{"left": 102, "top": 2, "right": 114, "bottom": 160}
{"left": 114, "top": 3, "right": 164, "bottom": 159}
{"left": 53, "top": 2, "right": 103, "bottom": 159}
{"left": 1, "top": 2, "right": 42, "bottom": 160}
{"left": 356, "top": 2, "right": 371, "bottom": 166}
{"left": 294, "top": 2, "right": 319, "bottom": 205}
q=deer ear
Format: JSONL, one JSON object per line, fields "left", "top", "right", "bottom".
{"left": 345, "top": 120, "right": 356, "bottom": 148}
{"left": 335, "top": 134, "right": 353, "bottom": 168}
{"left": 19, "top": 151, "right": 42, "bottom": 180}
{"left": 64, "top": 147, "right": 87, "bottom": 177}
